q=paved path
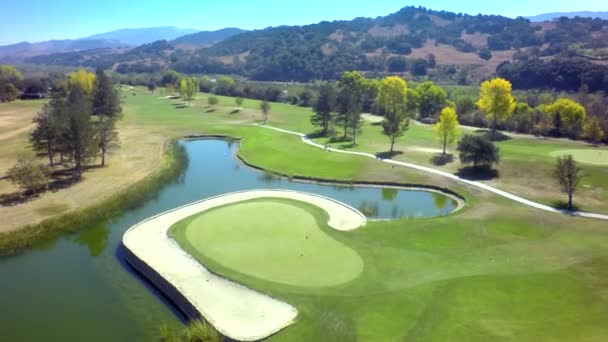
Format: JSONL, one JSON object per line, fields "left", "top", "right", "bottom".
{"left": 256, "top": 124, "right": 608, "bottom": 221}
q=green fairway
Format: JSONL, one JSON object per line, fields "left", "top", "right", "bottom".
{"left": 170, "top": 198, "right": 364, "bottom": 287}
{"left": 550, "top": 149, "right": 608, "bottom": 165}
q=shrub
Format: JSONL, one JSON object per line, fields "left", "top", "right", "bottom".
{"left": 457, "top": 134, "right": 500, "bottom": 168}
{"left": 7, "top": 156, "right": 51, "bottom": 194}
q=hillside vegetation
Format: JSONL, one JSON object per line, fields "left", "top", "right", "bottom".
{"left": 23, "top": 6, "right": 608, "bottom": 85}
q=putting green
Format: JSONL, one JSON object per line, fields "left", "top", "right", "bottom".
{"left": 170, "top": 198, "right": 364, "bottom": 287}
{"left": 549, "top": 149, "right": 608, "bottom": 165}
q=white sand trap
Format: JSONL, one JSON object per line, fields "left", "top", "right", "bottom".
{"left": 123, "top": 190, "right": 365, "bottom": 341}
{"left": 362, "top": 114, "right": 385, "bottom": 123}
{"left": 409, "top": 147, "right": 444, "bottom": 154}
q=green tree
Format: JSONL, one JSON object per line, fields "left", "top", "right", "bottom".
{"left": 417, "top": 81, "right": 448, "bottom": 118}
{"left": 235, "top": 97, "right": 244, "bottom": 107}
{"left": 545, "top": 98, "right": 586, "bottom": 138}
{"left": 298, "top": 89, "right": 315, "bottom": 107}
{"left": 7, "top": 154, "right": 51, "bottom": 194}
{"left": 311, "top": 83, "right": 336, "bottom": 135}
{"left": 260, "top": 100, "right": 271, "bottom": 123}
{"left": 208, "top": 96, "right": 219, "bottom": 106}
{"left": 0, "top": 64, "right": 23, "bottom": 84}
{"left": 0, "top": 83, "right": 20, "bottom": 102}
{"left": 216, "top": 76, "right": 236, "bottom": 95}
{"left": 92, "top": 69, "right": 121, "bottom": 118}
{"left": 434, "top": 107, "right": 460, "bottom": 155}
{"left": 64, "top": 85, "right": 96, "bottom": 180}
{"left": 0, "top": 65, "right": 23, "bottom": 102}
{"left": 476, "top": 78, "right": 516, "bottom": 137}
{"left": 95, "top": 116, "right": 119, "bottom": 166}
{"left": 377, "top": 76, "right": 409, "bottom": 153}
{"left": 30, "top": 95, "right": 65, "bottom": 167}
{"left": 336, "top": 71, "right": 365, "bottom": 138}
{"left": 457, "top": 134, "right": 500, "bottom": 169}
{"left": 147, "top": 82, "right": 156, "bottom": 93}
{"left": 554, "top": 154, "right": 583, "bottom": 210}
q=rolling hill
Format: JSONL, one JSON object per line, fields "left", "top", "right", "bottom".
{"left": 172, "top": 28, "right": 245, "bottom": 46}
{"left": 19, "top": 6, "right": 608, "bottom": 84}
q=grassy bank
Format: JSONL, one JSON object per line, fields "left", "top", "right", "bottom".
{"left": 0, "top": 140, "right": 187, "bottom": 255}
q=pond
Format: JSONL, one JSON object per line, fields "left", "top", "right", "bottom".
{"left": 0, "top": 139, "right": 459, "bottom": 341}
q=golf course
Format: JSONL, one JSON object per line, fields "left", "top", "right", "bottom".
{"left": 1, "top": 87, "right": 608, "bottom": 341}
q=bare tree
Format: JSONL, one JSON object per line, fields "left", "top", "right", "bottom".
{"left": 554, "top": 154, "right": 583, "bottom": 210}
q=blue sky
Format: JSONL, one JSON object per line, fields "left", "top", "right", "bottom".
{"left": 0, "top": 0, "right": 606, "bottom": 45}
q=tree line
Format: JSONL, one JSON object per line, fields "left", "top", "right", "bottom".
{"left": 8, "top": 68, "right": 121, "bottom": 194}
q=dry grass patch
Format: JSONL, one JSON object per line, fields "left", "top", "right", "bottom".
{"left": 0, "top": 122, "right": 166, "bottom": 232}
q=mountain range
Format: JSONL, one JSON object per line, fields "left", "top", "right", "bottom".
{"left": 526, "top": 11, "right": 608, "bottom": 22}
{"left": 0, "top": 26, "right": 246, "bottom": 60}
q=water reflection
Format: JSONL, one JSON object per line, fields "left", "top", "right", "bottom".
{"left": 72, "top": 225, "right": 109, "bottom": 257}
{"left": 382, "top": 188, "right": 398, "bottom": 202}
{"left": 432, "top": 192, "right": 449, "bottom": 210}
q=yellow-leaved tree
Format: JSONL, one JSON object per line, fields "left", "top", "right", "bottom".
{"left": 476, "top": 78, "right": 516, "bottom": 137}
{"left": 434, "top": 106, "right": 460, "bottom": 155}
{"left": 68, "top": 69, "right": 96, "bottom": 95}
{"left": 545, "top": 98, "right": 586, "bottom": 138}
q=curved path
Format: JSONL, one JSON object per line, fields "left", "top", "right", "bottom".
{"left": 255, "top": 124, "right": 608, "bottom": 221}
{"left": 123, "top": 190, "right": 366, "bottom": 341}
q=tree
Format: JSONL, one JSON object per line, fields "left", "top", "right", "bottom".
{"left": 0, "top": 64, "right": 23, "bottom": 102}
{"left": 426, "top": 54, "right": 437, "bottom": 69}
{"left": 478, "top": 48, "right": 492, "bottom": 60}
{"left": 64, "top": 85, "right": 96, "bottom": 180}
{"left": 178, "top": 77, "right": 198, "bottom": 103}
{"left": 311, "top": 83, "right": 336, "bottom": 135}
{"left": 30, "top": 95, "right": 65, "bottom": 167}
{"left": 417, "top": 81, "right": 448, "bottom": 118}
{"left": 336, "top": 71, "right": 365, "bottom": 138}
{"left": 476, "top": 78, "right": 516, "bottom": 137}
{"left": 457, "top": 134, "right": 500, "bottom": 169}
{"left": 376, "top": 76, "right": 409, "bottom": 153}
{"left": 208, "top": 96, "right": 219, "bottom": 106}
{"left": 160, "top": 70, "right": 181, "bottom": 87}
{"left": 583, "top": 116, "right": 605, "bottom": 144}
{"left": 235, "top": 97, "right": 244, "bottom": 107}
{"left": 147, "top": 82, "right": 156, "bottom": 93}
{"left": 68, "top": 69, "right": 96, "bottom": 96}
{"left": 95, "top": 116, "right": 119, "bottom": 167}
{"left": 216, "top": 76, "right": 236, "bottom": 95}
{"left": 545, "top": 98, "right": 586, "bottom": 138}
{"left": 0, "top": 83, "right": 20, "bottom": 102}
{"left": 298, "top": 89, "right": 315, "bottom": 107}
{"left": 7, "top": 155, "right": 51, "bottom": 194}
{"left": 554, "top": 154, "right": 583, "bottom": 210}
{"left": 434, "top": 107, "right": 460, "bottom": 155}
{"left": 0, "top": 64, "right": 23, "bottom": 84}
{"left": 92, "top": 68, "right": 121, "bottom": 118}
{"left": 260, "top": 100, "right": 271, "bottom": 123}
{"left": 410, "top": 59, "right": 428, "bottom": 76}
{"left": 199, "top": 76, "right": 213, "bottom": 93}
